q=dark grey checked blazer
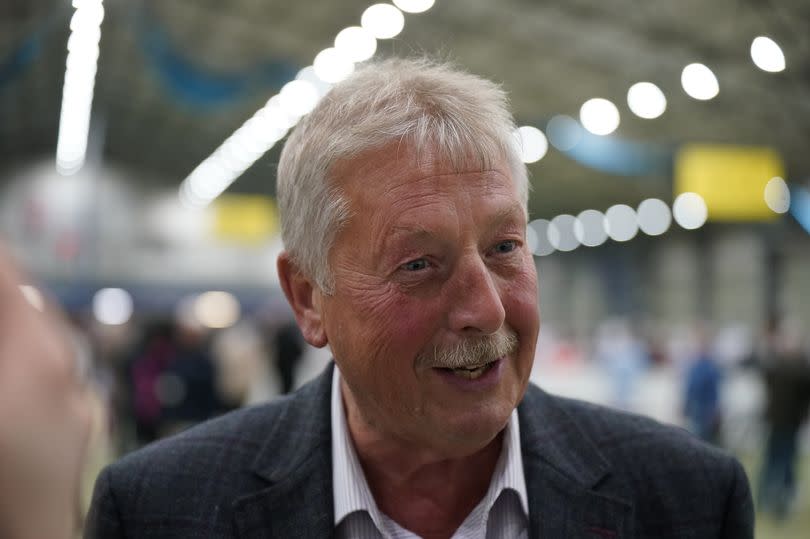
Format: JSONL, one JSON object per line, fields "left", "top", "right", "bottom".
{"left": 86, "top": 362, "right": 753, "bottom": 538}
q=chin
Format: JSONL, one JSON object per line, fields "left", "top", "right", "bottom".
{"left": 432, "top": 403, "right": 513, "bottom": 453}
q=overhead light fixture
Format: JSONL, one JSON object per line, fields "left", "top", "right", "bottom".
{"left": 56, "top": 0, "right": 105, "bottom": 176}
{"left": 393, "top": 0, "right": 435, "bottom": 13}
{"left": 179, "top": 1, "right": 424, "bottom": 208}
{"left": 751, "top": 36, "right": 785, "bottom": 73}
{"left": 627, "top": 82, "right": 666, "bottom": 119}
{"left": 681, "top": 63, "right": 719, "bottom": 101}
{"left": 579, "top": 98, "right": 620, "bottom": 136}
{"left": 514, "top": 125, "right": 548, "bottom": 163}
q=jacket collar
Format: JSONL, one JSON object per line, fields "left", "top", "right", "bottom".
{"left": 518, "top": 385, "right": 635, "bottom": 538}
{"left": 232, "top": 363, "right": 336, "bottom": 538}
{"left": 231, "top": 364, "right": 635, "bottom": 538}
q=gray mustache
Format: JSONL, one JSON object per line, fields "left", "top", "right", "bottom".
{"left": 417, "top": 329, "right": 518, "bottom": 369}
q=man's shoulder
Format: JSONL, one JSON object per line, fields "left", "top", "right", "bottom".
{"left": 112, "top": 396, "right": 291, "bottom": 474}
{"left": 524, "top": 384, "right": 735, "bottom": 468}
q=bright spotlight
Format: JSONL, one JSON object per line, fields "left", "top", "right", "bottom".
{"left": 605, "top": 204, "right": 639, "bottom": 242}
{"left": 313, "top": 48, "right": 355, "bottom": 83}
{"left": 514, "top": 126, "right": 548, "bottom": 163}
{"left": 681, "top": 63, "right": 719, "bottom": 100}
{"left": 627, "top": 82, "right": 667, "bottom": 119}
{"left": 93, "top": 288, "right": 133, "bottom": 325}
{"left": 751, "top": 36, "right": 785, "bottom": 73}
{"left": 334, "top": 26, "right": 377, "bottom": 63}
{"left": 673, "top": 192, "right": 708, "bottom": 230}
{"left": 361, "top": 4, "right": 405, "bottom": 39}
{"left": 393, "top": 0, "right": 435, "bottom": 13}
{"left": 580, "top": 98, "right": 620, "bottom": 136}
{"left": 636, "top": 198, "right": 672, "bottom": 236}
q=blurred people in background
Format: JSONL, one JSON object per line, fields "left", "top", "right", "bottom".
{"left": 595, "top": 317, "right": 649, "bottom": 411}
{"left": 0, "top": 245, "right": 94, "bottom": 539}
{"left": 683, "top": 325, "right": 723, "bottom": 445}
{"left": 757, "top": 316, "right": 810, "bottom": 519}
{"left": 125, "top": 313, "right": 232, "bottom": 444}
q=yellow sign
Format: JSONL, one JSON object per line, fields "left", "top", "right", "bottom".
{"left": 675, "top": 144, "right": 785, "bottom": 221}
{"left": 212, "top": 194, "right": 279, "bottom": 244}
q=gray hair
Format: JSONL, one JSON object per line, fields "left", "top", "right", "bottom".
{"left": 277, "top": 57, "right": 528, "bottom": 293}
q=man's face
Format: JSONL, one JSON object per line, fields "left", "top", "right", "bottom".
{"left": 317, "top": 143, "right": 539, "bottom": 456}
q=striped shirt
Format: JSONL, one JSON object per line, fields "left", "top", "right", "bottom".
{"left": 331, "top": 367, "right": 529, "bottom": 539}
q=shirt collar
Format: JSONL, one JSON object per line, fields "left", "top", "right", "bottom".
{"left": 331, "top": 365, "right": 529, "bottom": 527}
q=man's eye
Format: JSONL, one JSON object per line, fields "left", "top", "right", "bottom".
{"left": 494, "top": 240, "right": 517, "bottom": 254}
{"left": 401, "top": 259, "right": 428, "bottom": 271}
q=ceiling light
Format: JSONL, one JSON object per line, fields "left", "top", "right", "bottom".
{"left": 361, "top": 4, "right": 405, "bottom": 39}
{"left": 393, "top": 0, "right": 434, "bottom": 13}
{"left": 627, "top": 82, "right": 667, "bottom": 119}
{"left": 636, "top": 198, "right": 672, "bottom": 236}
{"left": 764, "top": 177, "right": 790, "bottom": 214}
{"left": 548, "top": 214, "right": 580, "bottom": 252}
{"left": 313, "top": 47, "right": 355, "bottom": 83}
{"left": 93, "top": 287, "right": 133, "bottom": 325}
{"left": 681, "top": 63, "right": 719, "bottom": 100}
{"left": 279, "top": 80, "right": 320, "bottom": 116}
{"left": 751, "top": 36, "right": 785, "bottom": 73}
{"left": 672, "top": 192, "right": 708, "bottom": 229}
{"left": 604, "top": 204, "right": 639, "bottom": 242}
{"left": 334, "top": 26, "right": 377, "bottom": 63}
{"left": 514, "top": 126, "right": 548, "bottom": 163}
{"left": 546, "top": 115, "right": 582, "bottom": 151}
{"left": 573, "top": 209, "right": 608, "bottom": 247}
{"left": 56, "top": 0, "right": 105, "bottom": 176}
{"left": 528, "top": 219, "right": 555, "bottom": 256}
{"left": 579, "top": 98, "right": 620, "bottom": 136}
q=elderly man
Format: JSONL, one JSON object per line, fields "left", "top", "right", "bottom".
{"left": 86, "top": 58, "right": 753, "bottom": 538}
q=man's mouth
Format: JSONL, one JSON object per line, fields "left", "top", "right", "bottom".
{"left": 438, "top": 359, "right": 500, "bottom": 380}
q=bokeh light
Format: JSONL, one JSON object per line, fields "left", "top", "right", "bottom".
{"left": 764, "top": 176, "right": 791, "bottom": 214}
{"left": 580, "top": 98, "right": 620, "bottom": 135}
{"left": 528, "top": 219, "right": 555, "bottom": 256}
{"left": 681, "top": 63, "right": 719, "bottom": 100}
{"left": 548, "top": 214, "right": 581, "bottom": 252}
{"left": 604, "top": 204, "right": 639, "bottom": 242}
{"left": 637, "top": 198, "right": 672, "bottom": 236}
{"left": 313, "top": 47, "right": 355, "bottom": 83}
{"left": 514, "top": 125, "right": 548, "bottom": 163}
{"left": 546, "top": 115, "right": 582, "bottom": 151}
{"left": 574, "top": 209, "right": 608, "bottom": 247}
{"left": 627, "top": 82, "right": 667, "bottom": 119}
{"left": 93, "top": 287, "right": 133, "bottom": 325}
{"left": 194, "top": 291, "right": 241, "bottom": 329}
{"left": 751, "top": 36, "right": 785, "bottom": 73}
{"left": 361, "top": 4, "right": 405, "bottom": 39}
{"left": 393, "top": 0, "right": 435, "bottom": 13}
{"left": 334, "top": 26, "right": 377, "bottom": 63}
{"left": 673, "top": 192, "right": 708, "bottom": 229}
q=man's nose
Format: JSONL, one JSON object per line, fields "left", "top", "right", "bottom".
{"left": 447, "top": 254, "right": 506, "bottom": 336}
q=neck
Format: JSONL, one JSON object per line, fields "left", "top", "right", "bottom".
{"left": 341, "top": 381, "right": 504, "bottom": 539}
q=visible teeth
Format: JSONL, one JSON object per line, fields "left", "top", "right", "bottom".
{"left": 451, "top": 364, "right": 489, "bottom": 380}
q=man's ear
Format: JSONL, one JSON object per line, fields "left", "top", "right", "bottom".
{"left": 277, "top": 252, "right": 328, "bottom": 348}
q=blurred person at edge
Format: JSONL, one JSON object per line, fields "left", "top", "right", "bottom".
{"left": 757, "top": 316, "right": 810, "bottom": 519}
{"left": 0, "top": 245, "right": 94, "bottom": 539}
{"left": 683, "top": 326, "right": 723, "bottom": 445}
{"left": 86, "top": 58, "right": 753, "bottom": 538}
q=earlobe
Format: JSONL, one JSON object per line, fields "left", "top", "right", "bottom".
{"left": 277, "top": 252, "right": 328, "bottom": 348}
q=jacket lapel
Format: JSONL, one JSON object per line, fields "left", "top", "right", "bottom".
{"left": 232, "top": 364, "right": 336, "bottom": 538}
{"left": 519, "top": 386, "right": 635, "bottom": 538}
